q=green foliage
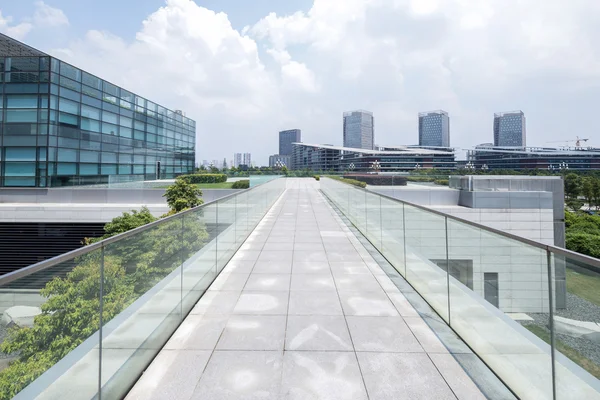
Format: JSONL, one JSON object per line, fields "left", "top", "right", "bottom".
{"left": 433, "top": 179, "right": 449, "bottom": 186}
{"left": 0, "top": 182, "right": 211, "bottom": 397}
{"left": 164, "top": 180, "right": 203, "bottom": 212}
{"left": 327, "top": 176, "right": 367, "bottom": 188}
{"left": 178, "top": 174, "right": 227, "bottom": 184}
{"left": 281, "top": 166, "right": 288, "bottom": 175}
{"left": 313, "top": 175, "right": 320, "bottom": 181}
{"left": 231, "top": 180, "right": 250, "bottom": 189}
{"left": 566, "top": 199, "right": 584, "bottom": 212}
{"left": 566, "top": 232, "right": 600, "bottom": 259}
{"left": 564, "top": 210, "right": 600, "bottom": 258}
{"left": 564, "top": 173, "right": 582, "bottom": 199}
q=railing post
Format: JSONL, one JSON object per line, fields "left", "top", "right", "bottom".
{"left": 547, "top": 250, "right": 557, "bottom": 400}
{"left": 215, "top": 202, "right": 219, "bottom": 276}
{"left": 180, "top": 214, "right": 184, "bottom": 319}
{"left": 402, "top": 203, "right": 407, "bottom": 277}
{"left": 98, "top": 244, "right": 104, "bottom": 400}
{"left": 445, "top": 216, "right": 451, "bottom": 326}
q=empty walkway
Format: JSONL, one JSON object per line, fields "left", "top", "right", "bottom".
{"left": 126, "top": 179, "right": 485, "bottom": 400}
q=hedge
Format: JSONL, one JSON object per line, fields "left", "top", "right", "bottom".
{"left": 178, "top": 174, "right": 227, "bottom": 184}
{"left": 327, "top": 176, "right": 367, "bottom": 188}
{"left": 231, "top": 180, "right": 250, "bottom": 189}
{"left": 313, "top": 175, "right": 320, "bottom": 181}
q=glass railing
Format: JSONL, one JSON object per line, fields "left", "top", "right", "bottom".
{"left": 0, "top": 178, "right": 285, "bottom": 399}
{"left": 321, "top": 177, "right": 600, "bottom": 400}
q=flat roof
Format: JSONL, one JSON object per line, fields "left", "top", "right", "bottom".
{"left": 470, "top": 146, "right": 600, "bottom": 156}
{"left": 293, "top": 143, "right": 455, "bottom": 155}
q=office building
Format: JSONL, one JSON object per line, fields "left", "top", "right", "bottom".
{"left": 468, "top": 145, "right": 600, "bottom": 171}
{"left": 291, "top": 143, "right": 455, "bottom": 172}
{"left": 268, "top": 154, "right": 291, "bottom": 168}
{"left": 343, "top": 110, "right": 374, "bottom": 150}
{"left": 494, "top": 111, "right": 526, "bottom": 147}
{"left": 243, "top": 153, "right": 251, "bottom": 167}
{"left": 279, "top": 129, "right": 301, "bottom": 155}
{"left": 418, "top": 110, "right": 450, "bottom": 147}
{"left": 0, "top": 34, "right": 195, "bottom": 187}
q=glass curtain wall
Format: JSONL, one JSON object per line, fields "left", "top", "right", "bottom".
{"left": 0, "top": 56, "right": 195, "bottom": 187}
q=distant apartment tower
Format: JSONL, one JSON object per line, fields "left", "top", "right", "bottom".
{"left": 279, "top": 129, "right": 302, "bottom": 155}
{"left": 343, "top": 110, "right": 374, "bottom": 150}
{"left": 233, "top": 153, "right": 251, "bottom": 167}
{"left": 494, "top": 111, "right": 526, "bottom": 147}
{"left": 418, "top": 110, "right": 450, "bottom": 147}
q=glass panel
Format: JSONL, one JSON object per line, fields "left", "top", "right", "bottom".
{"left": 6, "top": 110, "right": 37, "bottom": 122}
{"left": 0, "top": 248, "right": 101, "bottom": 398}
{"left": 381, "top": 196, "right": 406, "bottom": 276}
{"left": 551, "top": 252, "right": 600, "bottom": 399}
{"left": 100, "top": 217, "right": 182, "bottom": 398}
{"left": 59, "top": 98, "right": 80, "bottom": 115}
{"left": 81, "top": 150, "right": 100, "bottom": 163}
{"left": 446, "top": 218, "right": 552, "bottom": 399}
{"left": 217, "top": 197, "right": 237, "bottom": 272}
{"left": 101, "top": 164, "right": 117, "bottom": 175}
{"left": 80, "top": 163, "right": 98, "bottom": 175}
{"left": 102, "top": 111, "right": 118, "bottom": 124}
{"left": 6, "top": 94, "right": 38, "bottom": 108}
{"left": 82, "top": 71, "right": 102, "bottom": 90}
{"left": 81, "top": 118, "right": 100, "bottom": 132}
{"left": 7, "top": 57, "right": 39, "bottom": 71}
{"left": 60, "top": 62, "right": 81, "bottom": 82}
{"left": 57, "top": 148, "right": 78, "bottom": 162}
{"left": 101, "top": 123, "right": 118, "bottom": 135}
{"left": 365, "top": 191, "right": 382, "bottom": 250}
{"left": 4, "top": 162, "right": 36, "bottom": 176}
{"left": 5, "top": 147, "right": 36, "bottom": 161}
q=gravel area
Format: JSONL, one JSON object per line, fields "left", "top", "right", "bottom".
{"left": 519, "top": 292, "right": 600, "bottom": 367}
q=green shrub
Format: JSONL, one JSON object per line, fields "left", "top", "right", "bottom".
{"left": 566, "top": 232, "right": 600, "bottom": 259}
{"left": 433, "top": 179, "right": 449, "bottom": 186}
{"left": 313, "top": 175, "right": 320, "bottom": 181}
{"left": 231, "top": 180, "right": 250, "bottom": 189}
{"left": 178, "top": 174, "right": 227, "bottom": 184}
{"left": 327, "top": 176, "right": 366, "bottom": 188}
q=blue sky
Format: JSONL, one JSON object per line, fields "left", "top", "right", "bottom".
{"left": 1, "top": 0, "right": 599, "bottom": 165}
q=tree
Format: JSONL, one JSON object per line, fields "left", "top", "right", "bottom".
{"left": 592, "top": 177, "right": 600, "bottom": 210}
{"left": 564, "top": 173, "right": 582, "bottom": 199}
{"left": 281, "top": 166, "right": 288, "bottom": 175}
{"left": 582, "top": 177, "right": 594, "bottom": 209}
{"left": 163, "top": 179, "right": 203, "bottom": 213}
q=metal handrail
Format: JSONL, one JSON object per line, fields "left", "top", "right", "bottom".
{"left": 0, "top": 179, "right": 270, "bottom": 287}
{"left": 322, "top": 177, "right": 600, "bottom": 269}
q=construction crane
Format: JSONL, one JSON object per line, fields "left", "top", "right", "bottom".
{"left": 547, "top": 136, "right": 589, "bottom": 148}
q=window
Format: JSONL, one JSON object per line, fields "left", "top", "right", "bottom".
{"left": 101, "top": 164, "right": 117, "bottom": 175}
{"left": 57, "top": 163, "right": 77, "bottom": 175}
{"left": 59, "top": 98, "right": 80, "bottom": 115}
{"left": 484, "top": 273, "right": 499, "bottom": 308}
{"left": 6, "top": 110, "right": 37, "bottom": 123}
{"left": 5, "top": 148, "right": 36, "bottom": 161}
{"left": 80, "top": 151, "right": 100, "bottom": 163}
{"left": 101, "top": 123, "right": 118, "bottom": 135}
{"left": 81, "top": 118, "right": 100, "bottom": 132}
{"left": 57, "top": 148, "right": 77, "bottom": 162}
{"left": 4, "top": 162, "right": 36, "bottom": 176}
{"left": 80, "top": 164, "right": 98, "bottom": 175}
{"left": 102, "top": 111, "right": 118, "bottom": 124}
{"left": 102, "top": 152, "right": 117, "bottom": 163}
{"left": 60, "top": 87, "right": 80, "bottom": 102}
{"left": 6, "top": 94, "right": 38, "bottom": 108}
{"left": 7, "top": 57, "right": 39, "bottom": 72}
{"left": 60, "top": 62, "right": 81, "bottom": 82}
{"left": 58, "top": 112, "right": 78, "bottom": 126}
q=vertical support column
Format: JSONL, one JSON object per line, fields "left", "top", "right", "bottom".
{"left": 379, "top": 195, "right": 382, "bottom": 251}
{"left": 98, "top": 244, "right": 104, "bottom": 400}
{"left": 547, "top": 250, "right": 557, "bottom": 400}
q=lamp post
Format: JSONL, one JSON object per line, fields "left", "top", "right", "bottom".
{"left": 371, "top": 160, "right": 381, "bottom": 173}
{"left": 559, "top": 162, "right": 569, "bottom": 171}
{"left": 465, "top": 161, "right": 475, "bottom": 172}
{"left": 481, "top": 164, "right": 489, "bottom": 172}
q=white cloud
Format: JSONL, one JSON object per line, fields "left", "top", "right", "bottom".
{"left": 11, "top": 0, "right": 600, "bottom": 163}
{"left": 0, "top": 11, "right": 33, "bottom": 40}
{"left": 33, "top": 1, "right": 69, "bottom": 28}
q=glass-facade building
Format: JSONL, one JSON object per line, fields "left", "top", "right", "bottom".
{"left": 493, "top": 110, "right": 526, "bottom": 147}
{"left": 418, "top": 110, "right": 450, "bottom": 147}
{"left": 343, "top": 110, "right": 374, "bottom": 150}
{"left": 279, "top": 129, "right": 301, "bottom": 155}
{"left": 0, "top": 33, "right": 195, "bottom": 187}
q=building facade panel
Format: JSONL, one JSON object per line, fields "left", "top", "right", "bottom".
{"left": 0, "top": 34, "right": 195, "bottom": 187}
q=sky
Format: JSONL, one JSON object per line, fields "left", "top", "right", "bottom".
{"left": 1, "top": 0, "right": 599, "bottom": 165}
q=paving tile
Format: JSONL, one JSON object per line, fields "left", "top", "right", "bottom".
{"left": 429, "top": 353, "right": 487, "bottom": 400}
{"left": 345, "top": 316, "right": 423, "bottom": 352}
{"left": 222, "top": 260, "right": 255, "bottom": 273}
{"left": 190, "top": 291, "right": 240, "bottom": 316}
{"left": 338, "top": 291, "right": 399, "bottom": 316}
{"left": 280, "top": 351, "right": 368, "bottom": 400}
{"left": 288, "top": 291, "right": 344, "bottom": 316}
{"left": 285, "top": 316, "right": 353, "bottom": 351}
{"left": 253, "top": 260, "right": 293, "bottom": 274}
{"left": 164, "top": 315, "right": 227, "bottom": 350}
{"left": 258, "top": 251, "right": 293, "bottom": 262}
{"left": 293, "top": 250, "right": 328, "bottom": 262}
{"left": 387, "top": 292, "right": 420, "bottom": 317}
{"left": 233, "top": 291, "right": 289, "bottom": 315}
{"left": 403, "top": 317, "right": 449, "bottom": 353}
{"left": 192, "top": 351, "right": 283, "bottom": 400}
{"left": 290, "top": 274, "right": 336, "bottom": 291}
{"left": 294, "top": 243, "right": 325, "bottom": 251}
{"left": 357, "top": 352, "right": 456, "bottom": 400}
{"left": 333, "top": 274, "right": 384, "bottom": 292}
{"left": 263, "top": 242, "right": 294, "bottom": 251}
{"left": 126, "top": 350, "right": 211, "bottom": 400}
{"left": 292, "top": 262, "right": 331, "bottom": 274}
{"left": 216, "top": 315, "right": 286, "bottom": 350}
{"left": 244, "top": 274, "right": 291, "bottom": 291}
{"left": 207, "top": 272, "right": 249, "bottom": 292}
